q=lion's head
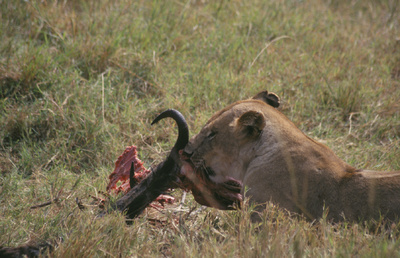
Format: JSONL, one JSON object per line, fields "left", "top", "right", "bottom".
{"left": 179, "top": 91, "right": 282, "bottom": 209}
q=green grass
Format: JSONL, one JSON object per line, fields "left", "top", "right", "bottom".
{"left": 1, "top": 0, "right": 400, "bottom": 256}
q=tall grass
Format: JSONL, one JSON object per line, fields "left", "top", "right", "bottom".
{"left": 1, "top": 0, "right": 399, "bottom": 256}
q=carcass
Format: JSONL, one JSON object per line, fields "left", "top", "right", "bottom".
{"left": 112, "top": 109, "right": 189, "bottom": 219}
{"left": 111, "top": 109, "right": 243, "bottom": 219}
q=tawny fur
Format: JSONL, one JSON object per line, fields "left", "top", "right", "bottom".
{"left": 181, "top": 91, "right": 400, "bottom": 221}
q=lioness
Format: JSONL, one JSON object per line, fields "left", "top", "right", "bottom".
{"left": 179, "top": 91, "right": 400, "bottom": 221}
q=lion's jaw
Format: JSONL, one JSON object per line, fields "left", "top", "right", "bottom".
{"left": 177, "top": 149, "right": 243, "bottom": 210}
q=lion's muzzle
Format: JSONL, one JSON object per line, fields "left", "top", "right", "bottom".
{"left": 176, "top": 150, "right": 243, "bottom": 210}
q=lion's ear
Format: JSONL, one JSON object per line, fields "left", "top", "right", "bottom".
{"left": 252, "top": 91, "right": 280, "bottom": 108}
{"left": 236, "top": 111, "right": 266, "bottom": 139}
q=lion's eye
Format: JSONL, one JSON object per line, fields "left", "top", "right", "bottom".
{"left": 207, "top": 131, "right": 217, "bottom": 140}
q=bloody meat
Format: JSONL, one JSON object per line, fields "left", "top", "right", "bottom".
{"left": 107, "top": 145, "right": 151, "bottom": 194}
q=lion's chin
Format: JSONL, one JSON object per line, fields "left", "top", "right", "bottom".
{"left": 176, "top": 151, "right": 243, "bottom": 210}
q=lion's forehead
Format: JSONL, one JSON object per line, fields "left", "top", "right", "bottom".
{"left": 206, "top": 99, "right": 270, "bottom": 126}
{"left": 206, "top": 101, "right": 268, "bottom": 126}
{"left": 188, "top": 100, "right": 278, "bottom": 153}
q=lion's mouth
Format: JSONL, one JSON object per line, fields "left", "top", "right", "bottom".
{"left": 176, "top": 150, "right": 243, "bottom": 210}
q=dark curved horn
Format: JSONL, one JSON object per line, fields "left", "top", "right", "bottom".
{"left": 151, "top": 109, "right": 189, "bottom": 151}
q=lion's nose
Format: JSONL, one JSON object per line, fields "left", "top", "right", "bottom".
{"left": 181, "top": 144, "right": 194, "bottom": 158}
{"left": 182, "top": 150, "right": 193, "bottom": 158}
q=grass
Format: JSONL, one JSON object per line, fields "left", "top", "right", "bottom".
{"left": 1, "top": 0, "right": 399, "bottom": 256}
